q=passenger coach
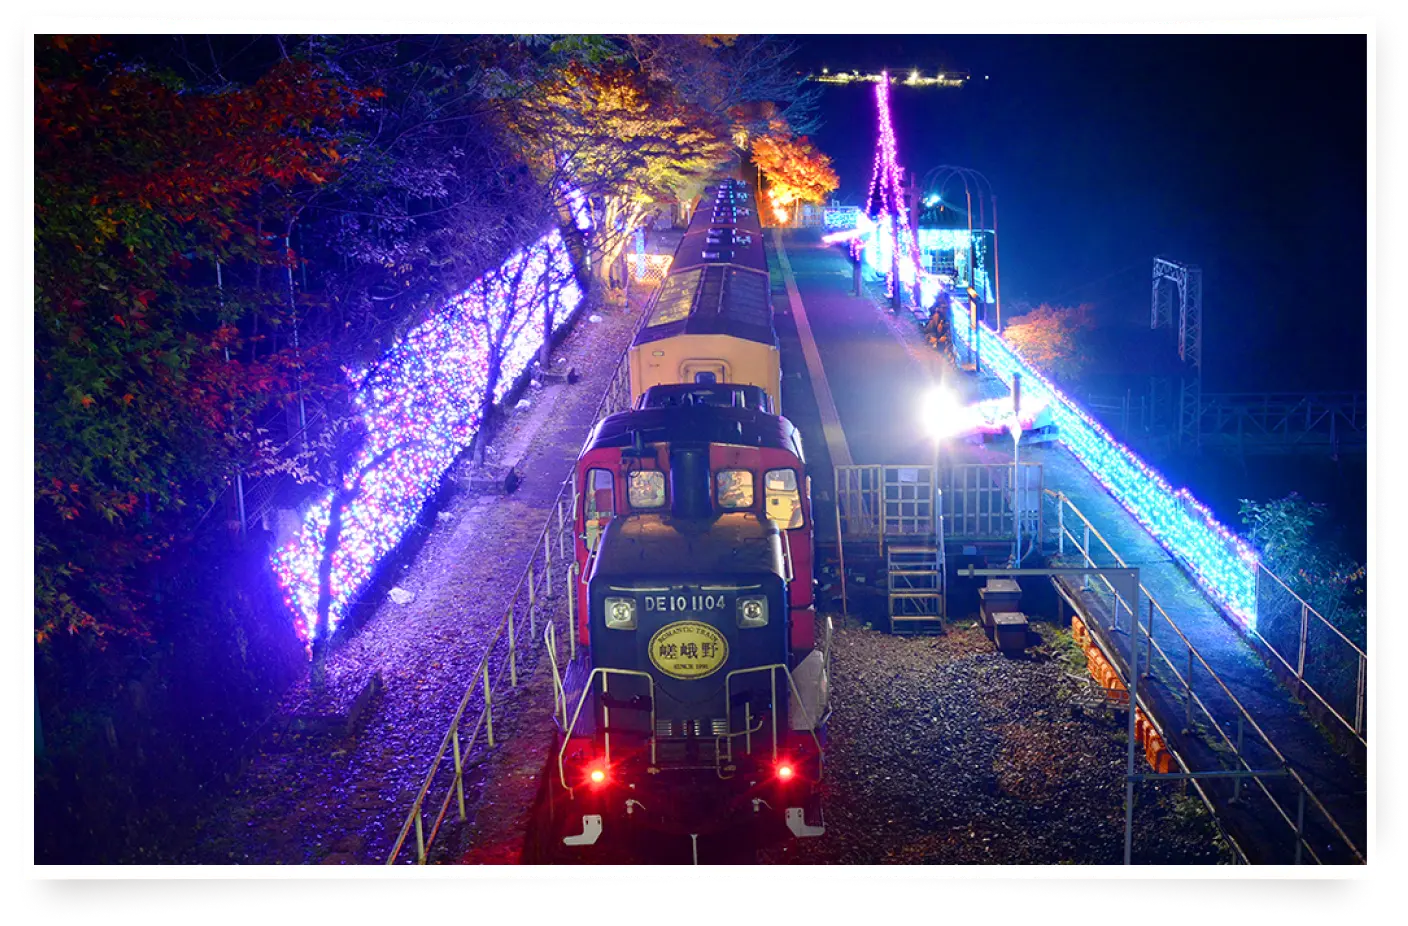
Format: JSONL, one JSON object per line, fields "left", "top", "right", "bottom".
{"left": 627, "top": 179, "right": 782, "bottom": 413}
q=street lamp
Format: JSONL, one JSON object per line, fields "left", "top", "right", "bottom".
{"left": 1009, "top": 415, "right": 1023, "bottom": 567}
{"left": 922, "top": 383, "right": 965, "bottom": 546}
{"left": 1008, "top": 370, "right": 1024, "bottom": 567}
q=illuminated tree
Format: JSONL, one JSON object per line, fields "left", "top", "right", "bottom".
{"left": 1001, "top": 303, "right": 1097, "bottom": 385}
{"left": 750, "top": 131, "right": 839, "bottom": 225}
{"left": 506, "top": 61, "right": 730, "bottom": 298}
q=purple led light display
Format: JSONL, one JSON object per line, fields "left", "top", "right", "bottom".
{"left": 272, "top": 230, "right": 582, "bottom": 642}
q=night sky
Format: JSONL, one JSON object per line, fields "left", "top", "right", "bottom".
{"left": 786, "top": 35, "right": 1368, "bottom": 395}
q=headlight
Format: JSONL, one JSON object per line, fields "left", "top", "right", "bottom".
{"left": 604, "top": 597, "right": 637, "bottom": 630}
{"left": 737, "top": 596, "right": 768, "bottom": 628}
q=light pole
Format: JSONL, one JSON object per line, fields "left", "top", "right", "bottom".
{"left": 922, "top": 165, "right": 1002, "bottom": 341}
{"left": 1009, "top": 371, "right": 1023, "bottom": 566}
{"left": 922, "top": 383, "right": 965, "bottom": 545}
{"left": 991, "top": 193, "right": 1003, "bottom": 334}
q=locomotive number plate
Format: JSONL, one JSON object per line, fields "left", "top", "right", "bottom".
{"left": 648, "top": 621, "right": 729, "bottom": 680}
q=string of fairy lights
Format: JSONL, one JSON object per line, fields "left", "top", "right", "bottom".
{"left": 271, "top": 230, "right": 583, "bottom": 642}
{"left": 864, "top": 72, "right": 924, "bottom": 300}
{"left": 946, "top": 300, "right": 1260, "bottom": 625}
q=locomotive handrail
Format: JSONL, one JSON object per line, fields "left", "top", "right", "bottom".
{"left": 723, "top": 663, "right": 826, "bottom": 778}
{"left": 557, "top": 667, "right": 659, "bottom": 794}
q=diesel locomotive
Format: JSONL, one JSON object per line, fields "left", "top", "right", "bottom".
{"left": 545, "top": 179, "right": 829, "bottom": 852}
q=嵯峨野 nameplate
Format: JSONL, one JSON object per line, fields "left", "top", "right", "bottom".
{"left": 648, "top": 621, "right": 729, "bottom": 680}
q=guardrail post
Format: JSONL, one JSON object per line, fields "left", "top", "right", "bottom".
{"left": 1145, "top": 598, "right": 1154, "bottom": 679}
{"left": 1082, "top": 525, "right": 1092, "bottom": 588}
{"left": 544, "top": 527, "right": 553, "bottom": 589}
{"left": 482, "top": 663, "right": 495, "bottom": 747}
{"left": 1232, "top": 716, "right": 1245, "bottom": 803}
{"left": 508, "top": 605, "right": 518, "bottom": 689}
{"left": 452, "top": 727, "right": 466, "bottom": 821}
{"left": 1184, "top": 648, "right": 1193, "bottom": 734}
{"left": 415, "top": 809, "right": 425, "bottom": 864}
{"left": 1294, "top": 785, "right": 1306, "bottom": 865}
{"left": 1057, "top": 496, "right": 1065, "bottom": 556}
{"left": 1297, "top": 601, "right": 1309, "bottom": 681}
{"left": 528, "top": 563, "right": 537, "bottom": 636}
{"left": 1356, "top": 655, "right": 1366, "bottom": 737}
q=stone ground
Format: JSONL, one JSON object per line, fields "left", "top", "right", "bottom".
{"left": 756, "top": 621, "right": 1232, "bottom": 865}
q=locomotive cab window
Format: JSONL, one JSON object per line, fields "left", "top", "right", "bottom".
{"left": 716, "top": 469, "right": 754, "bottom": 509}
{"left": 628, "top": 470, "right": 666, "bottom": 509}
{"left": 765, "top": 468, "right": 804, "bottom": 529}
{"left": 584, "top": 469, "right": 615, "bottom": 551}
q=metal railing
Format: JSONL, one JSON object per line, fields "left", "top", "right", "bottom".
{"left": 1251, "top": 565, "right": 1367, "bottom": 744}
{"left": 1046, "top": 489, "right": 1364, "bottom": 864}
{"left": 1193, "top": 391, "right": 1366, "bottom": 452}
{"left": 386, "top": 290, "right": 655, "bottom": 865}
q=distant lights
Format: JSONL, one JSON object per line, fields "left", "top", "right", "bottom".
{"left": 946, "top": 298, "right": 1259, "bottom": 626}
{"left": 271, "top": 230, "right": 583, "bottom": 643}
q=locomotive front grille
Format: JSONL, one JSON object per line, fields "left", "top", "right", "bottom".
{"left": 654, "top": 718, "right": 730, "bottom": 738}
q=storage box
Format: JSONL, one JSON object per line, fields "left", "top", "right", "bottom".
{"left": 979, "top": 578, "right": 1021, "bottom": 627}
{"left": 992, "top": 611, "right": 1030, "bottom": 654}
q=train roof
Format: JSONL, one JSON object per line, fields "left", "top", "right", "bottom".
{"left": 633, "top": 180, "right": 775, "bottom": 349}
{"left": 582, "top": 403, "right": 805, "bottom": 462}
{"left": 591, "top": 512, "right": 785, "bottom": 583}
{"left": 633, "top": 264, "right": 774, "bottom": 346}
{"left": 669, "top": 183, "right": 766, "bottom": 276}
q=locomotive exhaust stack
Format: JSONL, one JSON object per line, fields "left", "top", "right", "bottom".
{"left": 669, "top": 443, "right": 713, "bottom": 521}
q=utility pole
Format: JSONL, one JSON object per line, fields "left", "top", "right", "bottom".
{"left": 907, "top": 172, "right": 924, "bottom": 309}
{"left": 992, "top": 194, "right": 1003, "bottom": 334}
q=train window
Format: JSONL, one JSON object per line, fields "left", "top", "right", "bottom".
{"left": 584, "top": 469, "right": 614, "bottom": 551}
{"left": 628, "top": 470, "right": 666, "bottom": 509}
{"left": 716, "top": 470, "right": 754, "bottom": 509}
{"left": 765, "top": 469, "right": 804, "bottom": 530}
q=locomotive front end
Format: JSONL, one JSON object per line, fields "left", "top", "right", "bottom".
{"left": 557, "top": 511, "right": 824, "bottom": 845}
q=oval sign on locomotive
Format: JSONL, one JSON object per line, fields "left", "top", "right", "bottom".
{"left": 648, "top": 621, "right": 729, "bottom": 680}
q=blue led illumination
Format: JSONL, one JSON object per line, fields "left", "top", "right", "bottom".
{"left": 947, "top": 297, "right": 1260, "bottom": 626}
{"left": 272, "top": 230, "right": 583, "bottom": 642}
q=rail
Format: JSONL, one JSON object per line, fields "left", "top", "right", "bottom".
{"left": 1046, "top": 489, "right": 1364, "bottom": 863}
{"left": 1250, "top": 565, "right": 1367, "bottom": 745}
{"left": 386, "top": 290, "right": 655, "bottom": 865}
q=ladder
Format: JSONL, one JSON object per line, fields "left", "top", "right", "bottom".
{"left": 887, "top": 542, "right": 946, "bottom": 633}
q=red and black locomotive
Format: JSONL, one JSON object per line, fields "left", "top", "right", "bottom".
{"left": 546, "top": 179, "right": 830, "bottom": 852}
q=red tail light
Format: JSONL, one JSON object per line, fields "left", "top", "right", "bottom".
{"left": 776, "top": 762, "right": 795, "bottom": 782}
{"left": 588, "top": 766, "right": 608, "bottom": 786}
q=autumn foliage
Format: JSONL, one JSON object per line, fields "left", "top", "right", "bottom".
{"left": 506, "top": 61, "right": 730, "bottom": 293}
{"left": 1001, "top": 303, "right": 1097, "bottom": 385}
{"left": 34, "top": 37, "right": 368, "bottom": 646}
{"left": 750, "top": 131, "right": 839, "bottom": 224}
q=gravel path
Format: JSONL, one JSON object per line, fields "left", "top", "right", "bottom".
{"left": 155, "top": 297, "right": 646, "bottom": 865}
{"left": 758, "top": 621, "right": 1234, "bottom": 865}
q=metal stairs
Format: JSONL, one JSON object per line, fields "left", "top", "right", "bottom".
{"left": 886, "top": 496, "right": 947, "bottom": 633}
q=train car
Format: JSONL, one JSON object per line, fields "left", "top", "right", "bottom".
{"left": 575, "top": 383, "right": 817, "bottom": 658}
{"left": 551, "top": 393, "right": 829, "bottom": 849}
{"left": 626, "top": 179, "right": 782, "bottom": 412}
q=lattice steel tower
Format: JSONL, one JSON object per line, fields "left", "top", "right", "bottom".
{"left": 1151, "top": 257, "right": 1203, "bottom": 447}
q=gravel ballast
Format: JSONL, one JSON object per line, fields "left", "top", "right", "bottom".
{"left": 757, "top": 620, "right": 1234, "bottom": 865}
